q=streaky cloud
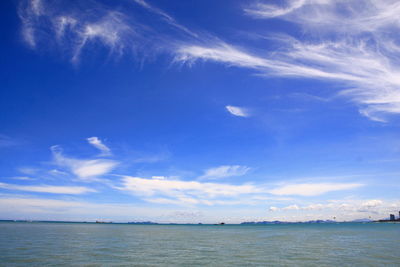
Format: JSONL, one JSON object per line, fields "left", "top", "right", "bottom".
{"left": 0, "top": 195, "right": 397, "bottom": 222}
{"left": 116, "top": 176, "right": 364, "bottom": 205}
{"left": 199, "top": 165, "right": 250, "bottom": 180}
{"left": 269, "top": 182, "right": 364, "bottom": 196}
{"left": 271, "top": 199, "right": 388, "bottom": 214}
{"left": 132, "top": 0, "right": 198, "bottom": 38}
{"left": 18, "top": 0, "right": 146, "bottom": 62}
{"left": 225, "top": 106, "right": 250, "bottom": 117}
{"left": 244, "top": 0, "right": 400, "bottom": 122}
{"left": 116, "top": 176, "right": 264, "bottom": 206}
{"left": 0, "top": 182, "right": 96, "bottom": 194}
{"left": 244, "top": 0, "right": 307, "bottom": 18}
{"left": 174, "top": 0, "right": 400, "bottom": 122}
{"left": 18, "top": 0, "right": 400, "bottom": 122}
{"left": 51, "top": 145, "right": 118, "bottom": 180}
{"left": 245, "top": 0, "right": 400, "bottom": 34}
{"left": 176, "top": 40, "right": 400, "bottom": 122}
{"left": 87, "top": 137, "right": 111, "bottom": 156}
{"left": 18, "top": 0, "right": 196, "bottom": 63}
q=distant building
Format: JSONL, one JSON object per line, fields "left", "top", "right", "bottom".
{"left": 377, "top": 211, "right": 400, "bottom": 222}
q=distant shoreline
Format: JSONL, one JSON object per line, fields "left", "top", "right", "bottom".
{"left": 2, "top": 219, "right": 396, "bottom": 225}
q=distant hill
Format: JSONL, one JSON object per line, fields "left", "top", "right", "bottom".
{"left": 241, "top": 220, "right": 337, "bottom": 225}
{"left": 127, "top": 221, "right": 159, "bottom": 225}
{"left": 350, "top": 218, "right": 373, "bottom": 223}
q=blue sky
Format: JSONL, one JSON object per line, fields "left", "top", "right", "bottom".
{"left": 1, "top": 0, "right": 400, "bottom": 223}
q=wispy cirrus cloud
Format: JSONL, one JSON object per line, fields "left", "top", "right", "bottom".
{"left": 2, "top": 138, "right": 367, "bottom": 207}
{"left": 225, "top": 105, "right": 250, "bottom": 117}
{"left": 116, "top": 175, "right": 263, "bottom": 205}
{"left": 244, "top": 0, "right": 308, "bottom": 19}
{"left": 245, "top": 0, "right": 400, "bottom": 33}
{"left": 17, "top": 0, "right": 196, "bottom": 63}
{"left": 269, "top": 182, "right": 363, "bottom": 196}
{"left": 19, "top": 0, "right": 135, "bottom": 61}
{"left": 0, "top": 182, "right": 96, "bottom": 194}
{"left": 115, "top": 175, "right": 364, "bottom": 206}
{"left": 175, "top": 0, "right": 400, "bottom": 122}
{"left": 199, "top": 165, "right": 250, "bottom": 180}
{"left": 18, "top": 0, "right": 159, "bottom": 63}
{"left": 245, "top": 0, "right": 400, "bottom": 122}
{"left": 11, "top": 176, "right": 36, "bottom": 181}
{"left": 87, "top": 136, "right": 111, "bottom": 156}
{"left": 51, "top": 145, "right": 118, "bottom": 181}
{"left": 132, "top": 0, "right": 197, "bottom": 38}
{"left": 176, "top": 43, "right": 268, "bottom": 70}
{"left": 18, "top": 0, "right": 400, "bottom": 121}
{"left": 176, "top": 39, "right": 400, "bottom": 122}
{"left": 118, "top": 176, "right": 261, "bottom": 198}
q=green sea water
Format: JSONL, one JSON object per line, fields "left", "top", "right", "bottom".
{"left": 0, "top": 222, "right": 399, "bottom": 266}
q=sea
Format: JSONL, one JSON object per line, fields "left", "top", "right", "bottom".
{"left": 0, "top": 222, "right": 399, "bottom": 266}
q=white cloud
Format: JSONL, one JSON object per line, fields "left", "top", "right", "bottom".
{"left": 132, "top": 0, "right": 197, "bottom": 38}
{"left": 269, "top": 206, "right": 278, "bottom": 211}
{"left": 177, "top": 39, "right": 400, "bottom": 122}
{"left": 18, "top": 0, "right": 136, "bottom": 62}
{"left": 114, "top": 174, "right": 366, "bottom": 205}
{"left": 0, "top": 195, "right": 171, "bottom": 222}
{"left": 18, "top": 0, "right": 195, "bottom": 63}
{"left": 117, "top": 176, "right": 263, "bottom": 205}
{"left": 244, "top": 0, "right": 307, "bottom": 18}
{"left": 248, "top": 0, "right": 400, "bottom": 122}
{"left": 199, "top": 165, "right": 250, "bottom": 180}
{"left": 18, "top": 0, "right": 400, "bottom": 122}
{"left": 71, "top": 12, "right": 133, "bottom": 63}
{"left": 246, "top": 0, "right": 400, "bottom": 34}
{"left": 263, "top": 198, "right": 400, "bottom": 220}
{"left": 175, "top": 1, "right": 400, "bottom": 122}
{"left": 151, "top": 176, "right": 166, "bottom": 180}
{"left": 362, "top": 199, "right": 383, "bottom": 208}
{"left": 225, "top": 106, "right": 250, "bottom": 117}
{"left": 176, "top": 43, "right": 269, "bottom": 70}
{"left": 0, "top": 182, "right": 96, "bottom": 195}
{"left": 51, "top": 145, "right": 118, "bottom": 180}
{"left": 269, "top": 183, "right": 363, "bottom": 196}
{"left": 144, "top": 196, "right": 209, "bottom": 206}
{"left": 116, "top": 176, "right": 364, "bottom": 206}
{"left": 303, "top": 203, "right": 325, "bottom": 210}
{"left": 0, "top": 193, "right": 397, "bottom": 223}
{"left": 0, "top": 195, "right": 264, "bottom": 223}
{"left": 119, "top": 176, "right": 260, "bottom": 197}
{"left": 87, "top": 137, "right": 111, "bottom": 156}
{"left": 283, "top": 204, "right": 300, "bottom": 210}
{"left": 11, "top": 176, "right": 35, "bottom": 181}
{"left": 73, "top": 161, "right": 116, "bottom": 178}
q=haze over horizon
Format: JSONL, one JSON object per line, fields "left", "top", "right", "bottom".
{"left": 1, "top": 0, "right": 400, "bottom": 223}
